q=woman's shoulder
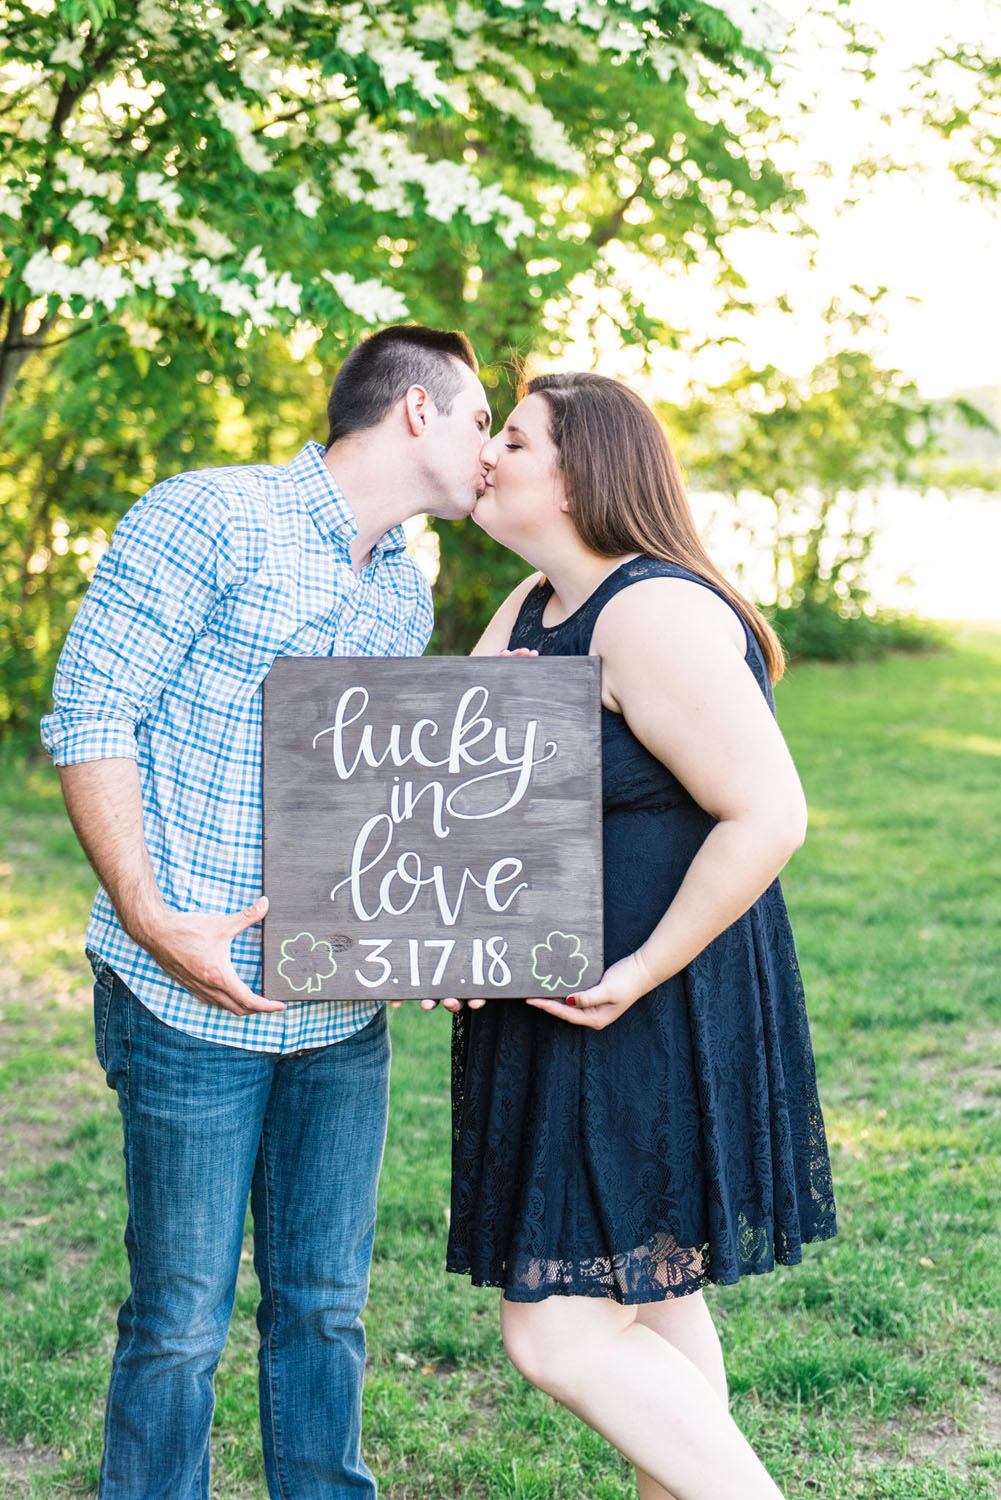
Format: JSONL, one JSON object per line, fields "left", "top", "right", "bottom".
{"left": 592, "top": 562, "right": 748, "bottom": 658}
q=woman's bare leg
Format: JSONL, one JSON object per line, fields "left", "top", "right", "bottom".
{"left": 632, "top": 1292, "right": 728, "bottom": 1500}
{"left": 500, "top": 1294, "right": 782, "bottom": 1500}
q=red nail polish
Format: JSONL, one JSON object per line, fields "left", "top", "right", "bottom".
{"left": 566, "top": 996, "right": 577, "bottom": 1007}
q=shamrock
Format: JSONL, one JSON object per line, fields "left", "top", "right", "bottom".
{"left": 278, "top": 932, "right": 338, "bottom": 995}
{"left": 530, "top": 931, "right": 589, "bottom": 993}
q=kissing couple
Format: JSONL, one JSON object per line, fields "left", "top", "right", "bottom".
{"left": 43, "top": 323, "right": 836, "bottom": 1499}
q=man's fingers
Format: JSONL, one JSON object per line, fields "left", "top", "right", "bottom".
{"left": 211, "top": 961, "right": 285, "bottom": 1015}
{"left": 227, "top": 895, "right": 269, "bottom": 935}
{"left": 237, "top": 991, "right": 286, "bottom": 1013}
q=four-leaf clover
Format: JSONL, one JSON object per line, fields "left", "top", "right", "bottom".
{"left": 278, "top": 932, "right": 338, "bottom": 995}
{"left": 531, "top": 931, "right": 589, "bottom": 993}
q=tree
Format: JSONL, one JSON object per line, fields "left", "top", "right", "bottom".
{"left": 661, "top": 346, "right": 993, "bottom": 658}
{"left": 916, "top": 41, "right": 1001, "bottom": 198}
{"left": 1, "top": 0, "right": 810, "bottom": 726}
{"left": 1, "top": 0, "right": 795, "bottom": 429}
{"left": 0, "top": 319, "right": 327, "bottom": 735}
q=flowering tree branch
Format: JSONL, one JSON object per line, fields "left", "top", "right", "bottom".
{"left": 1, "top": 0, "right": 797, "bottom": 429}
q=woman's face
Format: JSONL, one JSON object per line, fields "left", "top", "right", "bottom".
{"left": 473, "top": 393, "right": 569, "bottom": 555}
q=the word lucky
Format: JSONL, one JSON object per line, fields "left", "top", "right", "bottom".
{"left": 313, "top": 684, "right": 556, "bottom": 925}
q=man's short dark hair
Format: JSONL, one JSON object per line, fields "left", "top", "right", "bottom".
{"left": 326, "top": 324, "right": 478, "bottom": 447}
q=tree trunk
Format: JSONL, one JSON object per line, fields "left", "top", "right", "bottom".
{"left": 0, "top": 303, "right": 33, "bottom": 431}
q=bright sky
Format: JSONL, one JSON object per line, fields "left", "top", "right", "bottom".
{"left": 736, "top": 0, "right": 1001, "bottom": 398}
{"left": 566, "top": 0, "right": 1001, "bottom": 399}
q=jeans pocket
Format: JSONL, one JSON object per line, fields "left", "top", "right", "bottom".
{"left": 89, "top": 950, "right": 114, "bottom": 1073}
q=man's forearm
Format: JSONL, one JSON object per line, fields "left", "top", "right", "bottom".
{"left": 57, "top": 759, "right": 169, "bottom": 946}
{"left": 58, "top": 758, "right": 281, "bottom": 1016}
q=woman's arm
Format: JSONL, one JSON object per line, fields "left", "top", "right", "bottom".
{"left": 470, "top": 572, "right": 542, "bottom": 656}
{"left": 528, "top": 578, "right": 807, "bottom": 1029}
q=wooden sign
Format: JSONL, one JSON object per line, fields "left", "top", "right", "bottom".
{"left": 262, "top": 656, "right": 603, "bottom": 1001}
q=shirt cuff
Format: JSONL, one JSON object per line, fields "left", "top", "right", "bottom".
{"left": 40, "top": 715, "right": 139, "bottom": 767}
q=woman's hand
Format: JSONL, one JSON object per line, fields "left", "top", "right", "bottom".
{"left": 525, "top": 951, "right": 655, "bottom": 1030}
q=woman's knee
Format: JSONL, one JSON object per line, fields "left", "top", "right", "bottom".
{"left": 500, "top": 1303, "right": 557, "bottom": 1390}
{"left": 500, "top": 1296, "right": 629, "bottom": 1402}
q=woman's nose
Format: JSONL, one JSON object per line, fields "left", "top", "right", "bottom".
{"left": 480, "top": 432, "right": 498, "bottom": 466}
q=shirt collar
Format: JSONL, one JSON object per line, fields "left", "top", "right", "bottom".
{"left": 286, "top": 441, "right": 408, "bottom": 558}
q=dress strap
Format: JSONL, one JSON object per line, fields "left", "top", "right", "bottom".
{"left": 511, "top": 557, "right": 711, "bottom": 655}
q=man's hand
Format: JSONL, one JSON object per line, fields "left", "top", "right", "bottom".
{"left": 57, "top": 760, "right": 283, "bottom": 1017}
{"left": 139, "top": 896, "right": 285, "bottom": 1017}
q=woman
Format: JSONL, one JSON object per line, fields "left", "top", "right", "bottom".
{"left": 444, "top": 373, "right": 837, "bottom": 1500}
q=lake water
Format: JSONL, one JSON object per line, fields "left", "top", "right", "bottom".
{"left": 689, "top": 488, "right": 1000, "bottom": 622}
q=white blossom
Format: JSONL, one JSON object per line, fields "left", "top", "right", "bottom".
{"left": 369, "top": 41, "right": 445, "bottom": 103}
{"left": 67, "top": 199, "right": 112, "bottom": 239}
{"left": 323, "top": 270, "right": 409, "bottom": 323}
{"left": 258, "top": 270, "right": 302, "bottom": 314}
{"left": 135, "top": 0, "right": 173, "bottom": 35}
{"left": 17, "top": 114, "right": 52, "bottom": 143}
{"left": 480, "top": 47, "right": 534, "bottom": 96}
{"left": 239, "top": 51, "right": 276, "bottom": 95}
{"left": 189, "top": 219, "right": 235, "bottom": 259}
{"left": 123, "top": 317, "right": 162, "bottom": 350}
{"left": 131, "top": 248, "right": 189, "bottom": 297}
{"left": 488, "top": 84, "right": 586, "bottom": 174}
{"left": 0, "top": 188, "right": 25, "bottom": 220}
{"left": 190, "top": 257, "right": 226, "bottom": 296}
{"left": 242, "top": 245, "right": 269, "bottom": 279}
{"left": 334, "top": 119, "right": 534, "bottom": 244}
{"left": 410, "top": 10, "right": 453, "bottom": 43}
{"left": 335, "top": 11, "right": 370, "bottom": 55}
{"left": 649, "top": 39, "right": 700, "bottom": 87}
{"left": 56, "top": 151, "right": 124, "bottom": 203}
{"left": 293, "top": 182, "right": 321, "bottom": 218}
{"left": 708, "top": 0, "right": 785, "bottom": 53}
{"left": 136, "top": 170, "right": 183, "bottom": 217}
{"left": 215, "top": 277, "right": 263, "bottom": 320}
{"left": 313, "top": 115, "right": 342, "bottom": 146}
{"left": 22, "top": 249, "right": 132, "bottom": 310}
{"left": 49, "top": 36, "right": 86, "bottom": 71}
{"left": 206, "top": 84, "right": 272, "bottom": 174}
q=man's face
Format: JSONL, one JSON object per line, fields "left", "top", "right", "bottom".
{"left": 422, "top": 360, "right": 492, "bottom": 520}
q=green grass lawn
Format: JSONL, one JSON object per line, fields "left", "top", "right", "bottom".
{"left": 1, "top": 629, "right": 1000, "bottom": 1499}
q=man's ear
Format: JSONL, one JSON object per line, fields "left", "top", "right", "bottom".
{"left": 403, "top": 384, "right": 432, "bottom": 436}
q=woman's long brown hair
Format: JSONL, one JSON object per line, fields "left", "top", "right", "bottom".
{"left": 526, "top": 371, "right": 785, "bottom": 682}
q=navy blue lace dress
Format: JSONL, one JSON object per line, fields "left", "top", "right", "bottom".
{"left": 447, "top": 558, "right": 837, "bottom": 1303}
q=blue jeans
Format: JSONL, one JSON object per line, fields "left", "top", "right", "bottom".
{"left": 91, "top": 957, "right": 391, "bottom": 1500}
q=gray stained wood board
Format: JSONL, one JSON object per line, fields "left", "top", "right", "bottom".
{"left": 262, "top": 655, "right": 603, "bottom": 1001}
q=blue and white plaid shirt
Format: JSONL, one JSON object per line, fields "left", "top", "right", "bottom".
{"left": 41, "top": 441, "right": 434, "bottom": 1052}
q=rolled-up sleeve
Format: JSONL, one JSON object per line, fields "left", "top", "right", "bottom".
{"left": 41, "top": 474, "right": 238, "bottom": 766}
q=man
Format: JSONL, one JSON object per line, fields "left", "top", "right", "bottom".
{"left": 41, "top": 325, "right": 491, "bottom": 1499}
